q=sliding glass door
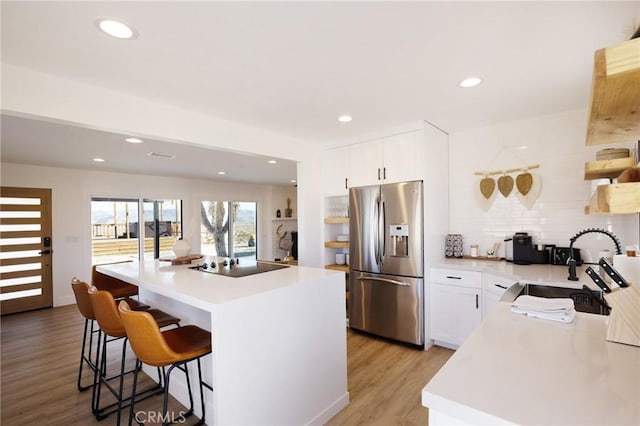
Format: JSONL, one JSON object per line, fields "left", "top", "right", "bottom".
{"left": 200, "top": 201, "right": 257, "bottom": 261}
{"left": 91, "top": 198, "right": 182, "bottom": 264}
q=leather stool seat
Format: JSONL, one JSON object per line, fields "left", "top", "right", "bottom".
{"left": 119, "top": 301, "right": 212, "bottom": 426}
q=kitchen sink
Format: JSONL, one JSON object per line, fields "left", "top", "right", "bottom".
{"left": 517, "top": 284, "right": 609, "bottom": 315}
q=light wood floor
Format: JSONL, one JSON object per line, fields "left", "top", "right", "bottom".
{"left": 1, "top": 305, "right": 453, "bottom": 426}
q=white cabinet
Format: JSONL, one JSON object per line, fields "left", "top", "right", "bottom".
{"left": 322, "top": 146, "right": 350, "bottom": 196}
{"left": 430, "top": 268, "right": 482, "bottom": 348}
{"left": 348, "top": 139, "right": 383, "bottom": 187}
{"left": 382, "top": 130, "right": 424, "bottom": 184}
{"left": 348, "top": 130, "right": 423, "bottom": 187}
{"left": 482, "top": 274, "right": 517, "bottom": 319}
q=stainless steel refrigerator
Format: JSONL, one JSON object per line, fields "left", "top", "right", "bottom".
{"left": 349, "top": 180, "right": 424, "bottom": 346}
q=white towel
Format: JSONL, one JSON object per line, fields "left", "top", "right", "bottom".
{"left": 510, "top": 295, "right": 576, "bottom": 323}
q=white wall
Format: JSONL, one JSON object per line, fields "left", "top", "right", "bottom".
{"left": 448, "top": 108, "right": 639, "bottom": 262}
{"left": 0, "top": 162, "right": 294, "bottom": 307}
{"left": 1, "top": 64, "right": 312, "bottom": 162}
{"left": 1, "top": 63, "right": 325, "bottom": 289}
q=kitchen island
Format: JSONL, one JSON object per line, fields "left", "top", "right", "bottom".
{"left": 421, "top": 301, "right": 639, "bottom": 425}
{"left": 97, "top": 259, "right": 348, "bottom": 426}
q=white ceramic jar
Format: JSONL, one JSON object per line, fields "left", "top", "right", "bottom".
{"left": 172, "top": 239, "right": 191, "bottom": 258}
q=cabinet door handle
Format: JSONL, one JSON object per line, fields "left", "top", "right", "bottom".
{"left": 345, "top": 178, "right": 348, "bottom": 189}
{"left": 446, "top": 276, "right": 462, "bottom": 280}
{"left": 383, "top": 167, "right": 386, "bottom": 180}
{"left": 377, "top": 168, "right": 381, "bottom": 180}
{"left": 495, "top": 284, "right": 508, "bottom": 289}
{"left": 476, "top": 294, "right": 479, "bottom": 309}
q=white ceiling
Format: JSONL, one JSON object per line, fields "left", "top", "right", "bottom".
{"left": 1, "top": 1, "right": 638, "bottom": 183}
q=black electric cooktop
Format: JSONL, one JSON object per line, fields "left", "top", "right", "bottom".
{"left": 188, "top": 259, "right": 289, "bottom": 278}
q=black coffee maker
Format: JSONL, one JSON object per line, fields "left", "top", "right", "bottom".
{"left": 291, "top": 231, "right": 298, "bottom": 260}
{"left": 513, "top": 232, "right": 533, "bottom": 265}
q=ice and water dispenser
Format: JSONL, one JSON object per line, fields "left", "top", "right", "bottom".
{"left": 390, "top": 224, "right": 410, "bottom": 257}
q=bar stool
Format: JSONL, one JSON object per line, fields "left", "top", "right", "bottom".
{"left": 89, "top": 286, "right": 181, "bottom": 425}
{"left": 119, "top": 300, "right": 212, "bottom": 426}
{"left": 92, "top": 261, "right": 139, "bottom": 299}
{"left": 71, "top": 278, "right": 149, "bottom": 392}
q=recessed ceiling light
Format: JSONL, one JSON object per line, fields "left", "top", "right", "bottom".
{"left": 217, "top": 171, "right": 226, "bottom": 175}
{"left": 96, "top": 18, "right": 137, "bottom": 40}
{"left": 338, "top": 115, "right": 352, "bottom": 123}
{"left": 125, "top": 137, "right": 144, "bottom": 144}
{"left": 459, "top": 77, "right": 482, "bottom": 88}
{"left": 93, "top": 158, "right": 105, "bottom": 163}
{"left": 268, "top": 160, "right": 277, "bottom": 164}
{"left": 290, "top": 179, "right": 297, "bottom": 183}
{"left": 518, "top": 145, "right": 529, "bottom": 150}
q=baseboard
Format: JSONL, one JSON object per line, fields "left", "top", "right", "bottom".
{"left": 307, "top": 391, "right": 350, "bottom": 426}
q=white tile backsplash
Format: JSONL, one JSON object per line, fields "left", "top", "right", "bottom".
{"left": 449, "top": 108, "right": 639, "bottom": 262}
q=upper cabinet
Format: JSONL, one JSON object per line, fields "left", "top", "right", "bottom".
{"left": 586, "top": 37, "right": 640, "bottom": 146}
{"left": 348, "top": 130, "right": 424, "bottom": 187}
{"left": 322, "top": 146, "right": 350, "bottom": 196}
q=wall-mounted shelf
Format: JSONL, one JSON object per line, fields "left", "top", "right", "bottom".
{"left": 584, "top": 157, "right": 635, "bottom": 180}
{"left": 324, "top": 217, "right": 349, "bottom": 224}
{"left": 585, "top": 182, "right": 640, "bottom": 214}
{"left": 324, "top": 241, "right": 349, "bottom": 249}
{"left": 586, "top": 37, "right": 640, "bottom": 146}
{"left": 272, "top": 217, "right": 297, "bottom": 221}
{"left": 325, "top": 264, "right": 349, "bottom": 273}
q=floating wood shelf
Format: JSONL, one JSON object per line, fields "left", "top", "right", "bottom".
{"left": 324, "top": 217, "right": 349, "bottom": 224}
{"left": 586, "top": 38, "right": 640, "bottom": 146}
{"left": 585, "top": 182, "right": 640, "bottom": 214}
{"left": 584, "top": 157, "right": 636, "bottom": 180}
{"left": 325, "top": 264, "right": 349, "bottom": 272}
{"left": 324, "top": 241, "right": 349, "bottom": 249}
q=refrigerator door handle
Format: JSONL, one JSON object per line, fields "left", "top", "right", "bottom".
{"left": 356, "top": 276, "right": 410, "bottom": 287}
{"left": 380, "top": 200, "right": 386, "bottom": 260}
{"left": 374, "top": 196, "right": 380, "bottom": 265}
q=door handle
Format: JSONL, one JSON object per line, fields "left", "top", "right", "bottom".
{"left": 476, "top": 294, "right": 479, "bottom": 309}
{"left": 494, "top": 284, "right": 508, "bottom": 289}
{"left": 374, "top": 197, "right": 380, "bottom": 264}
{"left": 357, "top": 276, "right": 410, "bottom": 286}
{"left": 377, "top": 168, "right": 381, "bottom": 180}
{"left": 39, "top": 250, "right": 52, "bottom": 255}
{"left": 380, "top": 200, "right": 386, "bottom": 259}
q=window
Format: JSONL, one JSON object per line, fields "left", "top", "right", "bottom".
{"left": 142, "top": 199, "right": 183, "bottom": 260}
{"left": 91, "top": 198, "right": 183, "bottom": 264}
{"left": 200, "top": 201, "right": 257, "bottom": 261}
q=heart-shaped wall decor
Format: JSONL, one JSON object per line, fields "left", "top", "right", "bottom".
{"left": 516, "top": 172, "right": 533, "bottom": 195}
{"left": 479, "top": 177, "right": 496, "bottom": 199}
{"left": 497, "top": 175, "right": 514, "bottom": 197}
{"left": 516, "top": 173, "right": 542, "bottom": 209}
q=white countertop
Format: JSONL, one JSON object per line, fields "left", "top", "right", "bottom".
{"left": 432, "top": 258, "right": 600, "bottom": 289}
{"left": 97, "top": 258, "right": 342, "bottom": 312}
{"left": 422, "top": 302, "right": 640, "bottom": 425}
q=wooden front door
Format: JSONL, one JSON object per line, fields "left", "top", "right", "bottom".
{"left": 0, "top": 187, "right": 53, "bottom": 315}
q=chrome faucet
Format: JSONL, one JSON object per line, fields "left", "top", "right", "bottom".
{"left": 567, "top": 228, "right": 622, "bottom": 281}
